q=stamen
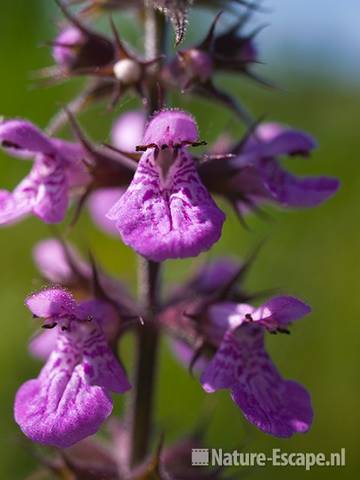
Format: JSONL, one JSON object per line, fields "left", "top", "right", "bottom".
{"left": 135, "top": 143, "right": 158, "bottom": 152}
{"left": 277, "top": 328, "right": 290, "bottom": 335}
{"left": 1, "top": 140, "right": 21, "bottom": 149}
{"left": 42, "top": 322, "right": 57, "bottom": 329}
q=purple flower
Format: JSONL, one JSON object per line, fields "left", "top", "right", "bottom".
{"left": 33, "top": 238, "right": 91, "bottom": 286}
{"left": 111, "top": 110, "right": 145, "bottom": 152}
{"left": 107, "top": 110, "right": 225, "bottom": 261}
{"left": 53, "top": 27, "right": 86, "bottom": 68}
{"left": 240, "top": 123, "right": 340, "bottom": 208}
{"left": 15, "top": 288, "right": 131, "bottom": 448}
{"left": 200, "top": 122, "right": 339, "bottom": 214}
{"left": 169, "top": 256, "right": 242, "bottom": 304}
{"left": 200, "top": 296, "right": 313, "bottom": 437}
{"left": 89, "top": 188, "right": 125, "bottom": 236}
{"left": 0, "top": 120, "right": 89, "bottom": 225}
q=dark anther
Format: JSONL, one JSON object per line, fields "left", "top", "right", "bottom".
{"left": 191, "top": 140, "right": 208, "bottom": 147}
{"left": 277, "top": 327, "right": 290, "bottom": 335}
{"left": 1, "top": 140, "right": 21, "bottom": 149}
{"left": 42, "top": 322, "right": 57, "bottom": 329}
{"left": 245, "top": 313, "right": 253, "bottom": 321}
{"left": 161, "top": 144, "right": 168, "bottom": 150}
{"left": 135, "top": 142, "right": 158, "bottom": 152}
{"left": 32, "top": 314, "right": 39, "bottom": 319}
{"left": 87, "top": 315, "right": 93, "bottom": 322}
{"left": 61, "top": 325, "right": 69, "bottom": 331}
{"left": 135, "top": 145, "right": 148, "bottom": 152}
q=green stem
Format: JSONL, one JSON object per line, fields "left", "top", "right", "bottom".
{"left": 129, "top": 4, "right": 167, "bottom": 467}
{"left": 130, "top": 259, "right": 161, "bottom": 466}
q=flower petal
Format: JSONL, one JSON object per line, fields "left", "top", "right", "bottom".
{"left": 201, "top": 325, "right": 313, "bottom": 437}
{"left": 53, "top": 27, "right": 85, "bottom": 67}
{"left": 88, "top": 188, "right": 124, "bottom": 236}
{"left": 245, "top": 123, "right": 317, "bottom": 157}
{"left": 107, "top": 149, "right": 225, "bottom": 261}
{"left": 0, "top": 184, "right": 34, "bottom": 226}
{"left": 81, "top": 324, "right": 131, "bottom": 394}
{"left": 200, "top": 329, "right": 240, "bottom": 393}
{"left": 15, "top": 322, "right": 117, "bottom": 448}
{"left": 29, "top": 329, "right": 58, "bottom": 360}
{"left": 189, "top": 257, "right": 242, "bottom": 295}
{"left": 51, "top": 139, "right": 90, "bottom": 189}
{"left": 26, "top": 288, "right": 76, "bottom": 319}
{"left": 14, "top": 367, "right": 112, "bottom": 448}
{"left": 0, "top": 120, "right": 55, "bottom": 157}
{"left": 265, "top": 131, "right": 317, "bottom": 157}
{"left": 111, "top": 111, "right": 145, "bottom": 152}
{"left": 143, "top": 110, "right": 199, "bottom": 147}
{"left": 262, "top": 160, "right": 340, "bottom": 207}
{"left": 232, "top": 378, "right": 313, "bottom": 438}
{"left": 207, "top": 302, "right": 254, "bottom": 343}
{"left": 33, "top": 238, "right": 90, "bottom": 284}
{"left": 252, "top": 296, "right": 311, "bottom": 330}
{"left": 31, "top": 158, "right": 69, "bottom": 223}
{"left": 169, "top": 257, "right": 242, "bottom": 303}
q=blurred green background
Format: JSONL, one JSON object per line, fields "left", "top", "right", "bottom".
{"left": 0, "top": 1, "right": 359, "bottom": 478}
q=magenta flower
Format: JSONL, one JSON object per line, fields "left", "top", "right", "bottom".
{"left": 201, "top": 296, "right": 313, "bottom": 437}
{"left": 53, "top": 26, "right": 86, "bottom": 68}
{"left": 15, "top": 288, "right": 131, "bottom": 448}
{"left": 239, "top": 123, "right": 340, "bottom": 208}
{"left": 89, "top": 188, "right": 125, "bottom": 237}
{"left": 200, "top": 122, "right": 339, "bottom": 214}
{"left": 32, "top": 238, "right": 91, "bottom": 286}
{"left": 107, "top": 110, "right": 225, "bottom": 261}
{"left": 0, "top": 120, "right": 89, "bottom": 225}
{"left": 111, "top": 110, "right": 145, "bottom": 152}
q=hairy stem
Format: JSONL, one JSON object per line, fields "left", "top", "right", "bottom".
{"left": 130, "top": 259, "right": 161, "bottom": 466}
{"left": 129, "top": 4, "right": 167, "bottom": 467}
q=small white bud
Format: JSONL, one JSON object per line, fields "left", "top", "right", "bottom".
{"left": 113, "top": 59, "right": 142, "bottom": 84}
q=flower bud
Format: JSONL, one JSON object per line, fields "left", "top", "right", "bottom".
{"left": 52, "top": 1, "right": 115, "bottom": 73}
{"left": 113, "top": 58, "right": 142, "bottom": 84}
{"left": 111, "top": 110, "right": 145, "bottom": 152}
{"left": 52, "top": 27, "right": 85, "bottom": 67}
